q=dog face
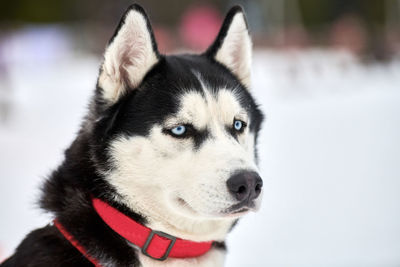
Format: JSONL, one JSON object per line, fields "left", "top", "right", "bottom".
{"left": 92, "top": 5, "right": 263, "bottom": 225}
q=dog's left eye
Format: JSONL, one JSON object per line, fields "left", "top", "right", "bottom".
{"left": 170, "top": 125, "right": 186, "bottom": 136}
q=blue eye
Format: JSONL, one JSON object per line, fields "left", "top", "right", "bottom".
{"left": 171, "top": 125, "right": 186, "bottom": 136}
{"left": 234, "top": 120, "right": 243, "bottom": 131}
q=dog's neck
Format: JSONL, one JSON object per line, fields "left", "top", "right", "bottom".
{"left": 112, "top": 200, "right": 231, "bottom": 267}
{"left": 115, "top": 194, "right": 237, "bottom": 243}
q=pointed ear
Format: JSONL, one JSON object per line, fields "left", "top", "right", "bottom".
{"left": 206, "top": 6, "right": 252, "bottom": 88}
{"left": 98, "top": 4, "right": 159, "bottom": 104}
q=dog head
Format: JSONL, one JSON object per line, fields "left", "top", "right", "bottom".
{"left": 90, "top": 4, "right": 264, "bottom": 237}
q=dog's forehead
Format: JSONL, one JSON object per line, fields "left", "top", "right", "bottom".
{"left": 154, "top": 56, "right": 247, "bottom": 127}
{"left": 165, "top": 87, "right": 246, "bottom": 129}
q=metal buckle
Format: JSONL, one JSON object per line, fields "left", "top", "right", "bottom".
{"left": 141, "top": 230, "right": 176, "bottom": 261}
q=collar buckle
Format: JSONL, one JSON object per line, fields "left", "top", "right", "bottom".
{"left": 141, "top": 230, "right": 176, "bottom": 261}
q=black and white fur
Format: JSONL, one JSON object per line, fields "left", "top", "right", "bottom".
{"left": 1, "top": 4, "right": 264, "bottom": 267}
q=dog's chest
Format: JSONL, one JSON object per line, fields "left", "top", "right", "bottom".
{"left": 137, "top": 248, "right": 225, "bottom": 267}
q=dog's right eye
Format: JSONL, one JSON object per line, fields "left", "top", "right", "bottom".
{"left": 170, "top": 125, "right": 187, "bottom": 137}
{"left": 163, "top": 124, "right": 197, "bottom": 139}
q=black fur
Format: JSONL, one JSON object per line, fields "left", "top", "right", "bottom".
{"left": 1, "top": 4, "right": 263, "bottom": 267}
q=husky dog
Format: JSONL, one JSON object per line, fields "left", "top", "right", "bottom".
{"left": 2, "top": 4, "right": 264, "bottom": 267}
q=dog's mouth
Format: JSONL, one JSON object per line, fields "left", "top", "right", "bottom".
{"left": 176, "top": 197, "right": 198, "bottom": 215}
{"left": 175, "top": 197, "right": 255, "bottom": 217}
{"left": 223, "top": 199, "right": 257, "bottom": 215}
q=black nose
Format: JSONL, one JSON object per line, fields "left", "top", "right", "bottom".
{"left": 227, "top": 171, "right": 263, "bottom": 201}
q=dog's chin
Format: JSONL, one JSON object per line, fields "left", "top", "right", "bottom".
{"left": 174, "top": 197, "right": 257, "bottom": 219}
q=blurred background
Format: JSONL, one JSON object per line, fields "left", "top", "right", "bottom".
{"left": 1, "top": 0, "right": 400, "bottom": 266}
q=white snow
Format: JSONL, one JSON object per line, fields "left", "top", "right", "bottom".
{"left": 1, "top": 48, "right": 400, "bottom": 266}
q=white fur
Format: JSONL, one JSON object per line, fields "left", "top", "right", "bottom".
{"left": 214, "top": 12, "right": 252, "bottom": 88}
{"left": 98, "top": 10, "right": 158, "bottom": 103}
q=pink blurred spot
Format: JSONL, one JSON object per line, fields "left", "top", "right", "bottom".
{"left": 180, "top": 5, "right": 222, "bottom": 51}
{"left": 330, "top": 14, "right": 367, "bottom": 55}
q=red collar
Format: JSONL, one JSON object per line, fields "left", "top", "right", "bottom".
{"left": 54, "top": 198, "right": 213, "bottom": 264}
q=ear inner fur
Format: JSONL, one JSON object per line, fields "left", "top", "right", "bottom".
{"left": 205, "top": 6, "right": 253, "bottom": 89}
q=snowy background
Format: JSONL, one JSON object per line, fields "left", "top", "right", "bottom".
{"left": 1, "top": 28, "right": 400, "bottom": 266}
